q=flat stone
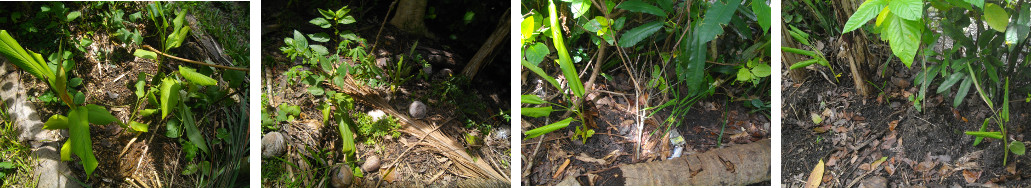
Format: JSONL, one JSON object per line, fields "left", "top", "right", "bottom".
{"left": 261, "top": 132, "right": 286, "bottom": 158}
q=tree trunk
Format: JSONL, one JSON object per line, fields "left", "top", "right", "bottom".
{"left": 781, "top": 22, "right": 808, "bottom": 83}
{"left": 833, "top": 0, "right": 874, "bottom": 97}
{"left": 390, "top": 0, "right": 434, "bottom": 38}
{"left": 461, "top": 9, "right": 510, "bottom": 79}
{"left": 619, "top": 139, "right": 770, "bottom": 185}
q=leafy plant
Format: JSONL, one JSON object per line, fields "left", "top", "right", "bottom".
{"left": 572, "top": 125, "right": 595, "bottom": 144}
{"left": 784, "top": 25, "right": 836, "bottom": 81}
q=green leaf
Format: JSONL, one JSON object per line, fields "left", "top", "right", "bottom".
{"left": 179, "top": 66, "right": 217, "bottom": 86}
{"left": 842, "top": 0, "right": 887, "bottom": 33}
{"left": 953, "top": 75, "right": 972, "bottom": 108}
{"left": 752, "top": 1, "right": 771, "bottom": 33}
{"left": 549, "top": 0, "right": 585, "bottom": 98}
{"left": 165, "top": 118, "right": 182, "bottom": 138}
{"left": 338, "top": 16, "right": 356, "bottom": 25}
{"left": 881, "top": 12, "right": 922, "bottom": 67}
{"left": 616, "top": 0, "right": 666, "bottom": 18}
{"left": 68, "top": 107, "right": 98, "bottom": 179}
{"left": 66, "top": 11, "right": 81, "bottom": 22}
{"left": 789, "top": 59, "right": 819, "bottom": 70}
{"left": 570, "top": 0, "right": 591, "bottom": 19}
{"left": 292, "top": 30, "right": 308, "bottom": 54}
{"left": 521, "top": 95, "right": 548, "bottom": 104}
{"left": 1010, "top": 141, "right": 1025, "bottom": 155}
{"left": 936, "top": 73, "right": 964, "bottom": 93}
{"left": 73, "top": 91, "right": 85, "bottom": 105}
{"left": 85, "top": 104, "right": 118, "bottom": 125}
{"left": 43, "top": 114, "right": 68, "bottom": 130}
{"left": 524, "top": 117, "right": 573, "bottom": 139}
{"left": 984, "top": 3, "right": 1009, "bottom": 32}
{"left": 521, "top": 59, "right": 561, "bottom": 91}
{"left": 524, "top": 42, "right": 550, "bottom": 66}
{"left": 965, "top": 131, "right": 1003, "bottom": 139}
{"left": 736, "top": 68, "right": 753, "bottom": 82}
{"left": 888, "top": 0, "right": 922, "bottom": 20}
{"left": 305, "top": 33, "right": 330, "bottom": 44}
{"left": 160, "top": 77, "right": 180, "bottom": 120}
{"left": 752, "top": 63, "right": 771, "bottom": 77}
{"left": 521, "top": 15, "right": 536, "bottom": 45}
{"left": 180, "top": 103, "right": 208, "bottom": 153}
{"left": 0, "top": 30, "right": 54, "bottom": 82}
{"left": 964, "top": 0, "right": 984, "bottom": 8}
{"left": 61, "top": 140, "right": 71, "bottom": 161}
{"left": 1003, "top": 78, "right": 1009, "bottom": 122}
{"left": 521, "top": 106, "right": 554, "bottom": 118}
{"left": 140, "top": 109, "right": 158, "bottom": 117}
{"left": 133, "top": 49, "right": 158, "bottom": 60}
{"left": 310, "top": 17, "right": 332, "bottom": 28}
{"left": 130, "top": 121, "right": 148, "bottom": 132}
{"left": 618, "top": 21, "right": 663, "bottom": 47}
{"left": 68, "top": 77, "right": 82, "bottom": 87}
{"left": 337, "top": 112, "right": 356, "bottom": 157}
{"left": 696, "top": 0, "right": 741, "bottom": 43}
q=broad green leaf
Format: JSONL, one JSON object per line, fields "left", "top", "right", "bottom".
{"left": 524, "top": 42, "right": 550, "bottom": 66}
{"left": 936, "top": 73, "right": 964, "bottom": 93}
{"left": 85, "top": 104, "right": 118, "bottom": 125}
{"left": 66, "top": 11, "right": 81, "bottom": 22}
{"left": 140, "top": 109, "right": 158, "bottom": 117}
{"left": 68, "top": 77, "right": 82, "bottom": 87}
{"left": 736, "top": 68, "right": 753, "bottom": 82}
{"left": 790, "top": 59, "right": 820, "bottom": 70}
{"left": 965, "top": 131, "right": 1003, "bottom": 139}
{"left": 292, "top": 30, "right": 308, "bottom": 54}
{"left": 752, "top": 1, "right": 771, "bottom": 33}
{"left": 570, "top": 0, "right": 591, "bottom": 19}
{"left": 160, "top": 77, "right": 180, "bottom": 120}
{"left": 521, "top": 95, "right": 548, "bottom": 104}
{"left": 696, "top": 0, "right": 741, "bottom": 43}
{"left": 133, "top": 49, "right": 158, "bottom": 60}
{"left": 0, "top": 30, "right": 55, "bottom": 82}
{"left": 973, "top": 117, "right": 989, "bottom": 146}
{"left": 166, "top": 118, "right": 182, "bottom": 138}
{"left": 180, "top": 103, "right": 208, "bottom": 153}
{"left": 180, "top": 65, "right": 217, "bottom": 86}
{"left": 888, "top": 0, "right": 922, "bottom": 20}
{"left": 1010, "top": 141, "right": 1025, "bottom": 155}
{"left": 68, "top": 107, "right": 98, "bottom": 179}
{"left": 549, "top": 0, "right": 585, "bottom": 98}
{"left": 881, "top": 13, "right": 921, "bottom": 67}
{"left": 524, "top": 117, "right": 573, "bottom": 139}
{"left": 811, "top": 113, "right": 823, "bottom": 124}
{"left": 337, "top": 112, "right": 356, "bottom": 156}
{"left": 521, "top": 106, "right": 554, "bottom": 118}
{"left": 984, "top": 3, "right": 1009, "bottom": 32}
{"left": 782, "top": 47, "right": 817, "bottom": 57}
{"left": 752, "top": 63, "right": 771, "bottom": 77}
{"left": 953, "top": 75, "right": 972, "bottom": 108}
{"left": 130, "top": 121, "right": 148, "bottom": 132}
{"left": 338, "top": 16, "right": 356, "bottom": 25}
{"left": 43, "top": 114, "right": 68, "bottom": 130}
{"left": 310, "top": 44, "right": 329, "bottom": 55}
{"left": 843, "top": 0, "right": 887, "bottom": 33}
{"left": 521, "top": 59, "right": 561, "bottom": 91}
{"left": 310, "top": 17, "right": 332, "bottom": 28}
{"left": 308, "top": 33, "right": 331, "bottom": 42}
{"left": 616, "top": 0, "right": 666, "bottom": 18}
{"left": 618, "top": 21, "right": 663, "bottom": 47}
{"left": 1007, "top": 7, "right": 1031, "bottom": 50}
{"left": 521, "top": 15, "right": 536, "bottom": 45}
{"left": 61, "top": 140, "right": 71, "bottom": 161}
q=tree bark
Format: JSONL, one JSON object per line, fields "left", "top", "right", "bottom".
{"left": 619, "top": 139, "right": 770, "bottom": 185}
{"left": 390, "top": 0, "right": 434, "bottom": 38}
{"left": 781, "top": 22, "right": 808, "bottom": 83}
{"left": 833, "top": 0, "right": 874, "bottom": 97}
{"left": 461, "top": 9, "right": 510, "bottom": 79}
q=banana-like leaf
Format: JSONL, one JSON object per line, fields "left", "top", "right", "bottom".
{"left": 160, "top": 77, "right": 180, "bottom": 120}
{"left": 133, "top": 49, "right": 158, "bottom": 60}
{"left": 524, "top": 117, "right": 573, "bottom": 140}
{"left": 43, "top": 114, "right": 68, "bottom": 130}
{"left": 179, "top": 65, "right": 217, "bottom": 86}
{"left": 0, "top": 30, "right": 55, "bottom": 86}
{"left": 130, "top": 121, "right": 148, "bottom": 132}
{"left": 180, "top": 103, "right": 209, "bottom": 153}
{"left": 60, "top": 140, "right": 72, "bottom": 161}
{"left": 521, "top": 59, "right": 561, "bottom": 91}
{"left": 549, "top": 0, "right": 585, "bottom": 98}
{"left": 68, "top": 107, "right": 98, "bottom": 179}
{"left": 337, "top": 111, "right": 356, "bottom": 156}
{"left": 521, "top": 95, "right": 548, "bottom": 104}
{"left": 522, "top": 106, "right": 554, "bottom": 118}
{"left": 85, "top": 104, "right": 119, "bottom": 125}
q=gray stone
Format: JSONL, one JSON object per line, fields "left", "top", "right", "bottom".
{"left": 409, "top": 101, "right": 427, "bottom": 119}
{"left": 261, "top": 132, "right": 286, "bottom": 158}
{"left": 362, "top": 155, "right": 381, "bottom": 173}
{"left": 859, "top": 176, "right": 887, "bottom": 188}
{"left": 331, "top": 164, "right": 354, "bottom": 188}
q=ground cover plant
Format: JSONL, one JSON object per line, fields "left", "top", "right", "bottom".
{"left": 520, "top": 0, "right": 771, "bottom": 185}
{"left": 260, "top": 0, "right": 511, "bottom": 187}
{"left": 782, "top": 0, "right": 1031, "bottom": 186}
{"left": 0, "top": 2, "right": 249, "bottom": 187}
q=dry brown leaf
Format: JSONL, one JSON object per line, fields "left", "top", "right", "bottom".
{"left": 806, "top": 159, "right": 825, "bottom": 188}
{"left": 963, "top": 170, "right": 981, "bottom": 183}
{"left": 859, "top": 163, "right": 871, "bottom": 171}
{"left": 553, "top": 158, "right": 570, "bottom": 179}
{"left": 884, "top": 163, "right": 895, "bottom": 175}
{"left": 854, "top": 116, "right": 866, "bottom": 121}
{"left": 871, "top": 157, "right": 887, "bottom": 170}
{"left": 1007, "top": 163, "right": 1017, "bottom": 174}
{"left": 888, "top": 120, "right": 899, "bottom": 132}
{"left": 813, "top": 125, "right": 832, "bottom": 133}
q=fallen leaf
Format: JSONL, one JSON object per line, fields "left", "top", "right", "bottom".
{"left": 553, "top": 158, "right": 570, "bottom": 179}
{"left": 888, "top": 120, "right": 899, "bottom": 132}
{"left": 813, "top": 125, "right": 832, "bottom": 133}
{"left": 884, "top": 163, "right": 896, "bottom": 175}
{"left": 1007, "top": 162, "right": 1017, "bottom": 174}
{"left": 859, "top": 163, "right": 871, "bottom": 171}
{"left": 854, "top": 116, "right": 866, "bottom": 121}
{"left": 806, "top": 160, "right": 825, "bottom": 188}
{"left": 915, "top": 161, "right": 937, "bottom": 173}
{"left": 871, "top": 157, "right": 888, "bottom": 170}
{"left": 963, "top": 170, "right": 981, "bottom": 183}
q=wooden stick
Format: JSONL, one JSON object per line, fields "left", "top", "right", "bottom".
{"left": 142, "top": 45, "right": 248, "bottom": 71}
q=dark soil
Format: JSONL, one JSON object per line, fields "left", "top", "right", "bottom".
{"left": 781, "top": 53, "right": 1031, "bottom": 187}
{"left": 260, "top": 1, "right": 511, "bottom": 187}
{"left": 521, "top": 73, "right": 771, "bottom": 185}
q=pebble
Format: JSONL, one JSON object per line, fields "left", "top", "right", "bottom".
{"left": 409, "top": 101, "right": 427, "bottom": 119}
{"left": 362, "top": 155, "right": 381, "bottom": 173}
{"left": 261, "top": 132, "right": 286, "bottom": 158}
{"left": 331, "top": 164, "right": 353, "bottom": 188}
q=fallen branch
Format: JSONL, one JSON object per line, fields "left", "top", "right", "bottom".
{"left": 142, "top": 45, "right": 248, "bottom": 71}
{"left": 619, "top": 139, "right": 770, "bottom": 185}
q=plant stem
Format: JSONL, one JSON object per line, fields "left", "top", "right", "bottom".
{"left": 142, "top": 45, "right": 249, "bottom": 71}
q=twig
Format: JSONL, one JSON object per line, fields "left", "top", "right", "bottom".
{"left": 142, "top": 45, "right": 248, "bottom": 71}
{"left": 370, "top": 0, "right": 399, "bottom": 55}
{"left": 377, "top": 118, "right": 451, "bottom": 187}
